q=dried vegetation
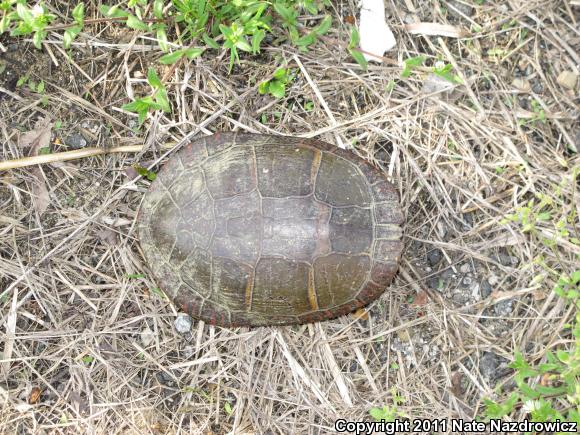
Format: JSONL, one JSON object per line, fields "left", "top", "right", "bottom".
{"left": 0, "top": 0, "right": 578, "bottom": 433}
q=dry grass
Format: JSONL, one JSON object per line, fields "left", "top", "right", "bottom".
{"left": 0, "top": 0, "right": 578, "bottom": 433}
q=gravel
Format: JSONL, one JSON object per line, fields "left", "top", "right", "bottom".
{"left": 174, "top": 314, "right": 193, "bottom": 334}
{"left": 427, "top": 248, "right": 443, "bottom": 266}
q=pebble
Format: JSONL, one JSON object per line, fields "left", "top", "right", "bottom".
{"left": 459, "top": 263, "right": 471, "bottom": 274}
{"left": 494, "top": 253, "right": 519, "bottom": 267}
{"left": 448, "top": 0, "right": 474, "bottom": 17}
{"left": 479, "top": 351, "right": 502, "bottom": 380}
{"left": 531, "top": 82, "right": 543, "bottom": 94}
{"left": 427, "top": 248, "right": 443, "bottom": 266}
{"left": 494, "top": 299, "right": 514, "bottom": 317}
{"left": 427, "top": 276, "right": 442, "bottom": 290}
{"left": 65, "top": 133, "right": 87, "bottom": 149}
{"left": 512, "top": 78, "right": 531, "bottom": 92}
{"left": 480, "top": 279, "right": 492, "bottom": 298}
{"left": 557, "top": 71, "right": 578, "bottom": 90}
{"left": 174, "top": 314, "right": 193, "bottom": 334}
{"left": 488, "top": 274, "right": 499, "bottom": 286}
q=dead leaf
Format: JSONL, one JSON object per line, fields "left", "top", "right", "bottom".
{"left": 18, "top": 123, "right": 53, "bottom": 216}
{"left": 411, "top": 290, "right": 429, "bottom": 307}
{"left": 451, "top": 372, "right": 464, "bottom": 397}
{"left": 359, "top": 0, "right": 396, "bottom": 61}
{"left": 404, "top": 22, "right": 467, "bottom": 38}
{"left": 352, "top": 307, "right": 369, "bottom": 321}
{"left": 28, "top": 386, "right": 41, "bottom": 404}
{"left": 97, "top": 228, "right": 118, "bottom": 246}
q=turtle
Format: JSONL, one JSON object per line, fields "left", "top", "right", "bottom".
{"left": 138, "top": 132, "right": 404, "bottom": 327}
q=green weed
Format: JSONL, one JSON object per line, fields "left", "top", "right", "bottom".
{"left": 486, "top": 168, "right": 580, "bottom": 425}
{"left": 258, "top": 67, "right": 294, "bottom": 99}
{"left": 122, "top": 68, "right": 170, "bottom": 125}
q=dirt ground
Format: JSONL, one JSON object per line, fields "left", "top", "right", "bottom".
{"left": 0, "top": 0, "right": 578, "bottom": 434}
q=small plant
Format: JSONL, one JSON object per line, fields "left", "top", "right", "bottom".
{"left": 432, "top": 60, "right": 461, "bottom": 84}
{"left": 369, "top": 388, "right": 406, "bottom": 421}
{"left": 482, "top": 314, "right": 579, "bottom": 424}
{"left": 369, "top": 405, "right": 399, "bottom": 422}
{"left": 63, "top": 3, "right": 85, "bottom": 49}
{"left": 133, "top": 165, "right": 158, "bottom": 181}
{"left": 122, "top": 68, "right": 170, "bottom": 125}
{"left": 347, "top": 26, "right": 367, "bottom": 70}
{"left": 258, "top": 67, "right": 294, "bottom": 99}
{"left": 487, "top": 168, "right": 580, "bottom": 425}
{"left": 3, "top": 2, "right": 55, "bottom": 48}
{"left": 400, "top": 55, "right": 425, "bottom": 78}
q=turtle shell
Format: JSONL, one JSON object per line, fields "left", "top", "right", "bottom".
{"left": 138, "top": 132, "right": 404, "bottom": 327}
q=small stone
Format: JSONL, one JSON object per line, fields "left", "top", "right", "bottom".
{"left": 480, "top": 279, "right": 492, "bottom": 298}
{"left": 64, "top": 133, "right": 87, "bottom": 149}
{"left": 488, "top": 274, "right": 499, "bottom": 286}
{"left": 462, "top": 276, "right": 472, "bottom": 286}
{"left": 427, "top": 276, "right": 443, "bottom": 290}
{"left": 448, "top": 0, "right": 474, "bottom": 17}
{"left": 557, "top": 71, "right": 578, "bottom": 90}
{"left": 494, "top": 299, "right": 514, "bottom": 316}
{"left": 531, "top": 81, "right": 543, "bottom": 94}
{"left": 427, "top": 248, "right": 443, "bottom": 266}
{"left": 471, "top": 282, "right": 480, "bottom": 300}
{"left": 459, "top": 263, "right": 471, "bottom": 274}
{"left": 452, "top": 291, "right": 469, "bottom": 305}
{"left": 479, "top": 352, "right": 501, "bottom": 380}
{"left": 512, "top": 78, "right": 531, "bottom": 92}
{"left": 174, "top": 314, "right": 193, "bottom": 334}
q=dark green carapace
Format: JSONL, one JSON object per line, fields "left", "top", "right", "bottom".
{"left": 138, "top": 133, "right": 404, "bottom": 327}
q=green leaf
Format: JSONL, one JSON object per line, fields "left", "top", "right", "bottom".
{"left": 153, "top": 0, "right": 164, "bottom": 19}
{"left": 126, "top": 273, "right": 145, "bottom": 279}
{"left": 159, "top": 50, "right": 185, "bottom": 65}
{"left": 203, "top": 33, "right": 220, "bottom": 49}
{"left": 251, "top": 29, "right": 265, "bottom": 53}
{"left": 258, "top": 81, "right": 269, "bottom": 95}
{"left": 224, "top": 402, "right": 233, "bottom": 415}
{"left": 156, "top": 27, "right": 168, "bottom": 52}
{"left": 126, "top": 15, "right": 149, "bottom": 31}
{"left": 556, "top": 350, "right": 570, "bottom": 363}
{"left": 184, "top": 47, "right": 204, "bottom": 59}
{"left": 315, "top": 15, "right": 332, "bottom": 35}
{"left": 235, "top": 39, "right": 252, "bottom": 52}
{"left": 33, "top": 30, "right": 45, "bottom": 49}
{"left": 154, "top": 87, "right": 171, "bottom": 113}
{"left": 72, "top": 3, "right": 85, "bottom": 25}
{"left": 0, "top": 14, "right": 10, "bottom": 34}
{"left": 296, "top": 32, "right": 316, "bottom": 48}
{"left": 37, "top": 81, "right": 45, "bottom": 93}
{"left": 147, "top": 68, "right": 162, "bottom": 89}
{"left": 349, "top": 48, "right": 368, "bottom": 70}
{"left": 99, "top": 5, "right": 129, "bottom": 18}
{"left": 63, "top": 25, "right": 82, "bottom": 49}
{"left": 537, "top": 212, "right": 551, "bottom": 221}
{"left": 268, "top": 80, "right": 285, "bottom": 99}
{"left": 16, "top": 3, "right": 33, "bottom": 26}
{"left": 273, "top": 68, "right": 288, "bottom": 80}
{"left": 39, "top": 146, "right": 51, "bottom": 155}
{"left": 348, "top": 27, "right": 360, "bottom": 48}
